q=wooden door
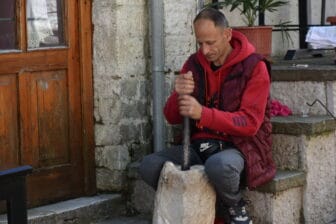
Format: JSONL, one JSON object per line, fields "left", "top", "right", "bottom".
{"left": 0, "top": 0, "right": 95, "bottom": 207}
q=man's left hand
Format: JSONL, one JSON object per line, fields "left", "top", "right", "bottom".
{"left": 177, "top": 95, "right": 202, "bottom": 120}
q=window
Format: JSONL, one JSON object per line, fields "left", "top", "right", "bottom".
{"left": 0, "top": 0, "right": 65, "bottom": 51}
{"left": 0, "top": 0, "right": 17, "bottom": 50}
{"left": 27, "top": 0, "right": 65, "bottom": 49}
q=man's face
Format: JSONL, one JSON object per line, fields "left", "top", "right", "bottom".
{"left": 194, "top": 18, "right": 232, "bottom": 65}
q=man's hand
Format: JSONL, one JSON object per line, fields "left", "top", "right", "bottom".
{"left": 175, "top": 71, "right": 202, "bottom": 120}
{"left": 177, "top": 95, "right": 202, "bottom": 120}
{"left": 175, "top": 71, "right": 194, "bottom": 95}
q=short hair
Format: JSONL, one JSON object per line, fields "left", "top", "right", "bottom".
{"left": 193, "top": 8, "right": 230, "bottom": 28}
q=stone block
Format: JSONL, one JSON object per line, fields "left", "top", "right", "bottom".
{"left": 153, "top": 162, "right": 216, "bottom": 224}
{"left": 96, "top": 168, "right": 126, "bottom": 191}
{"left": 95, "top": 97, "right": 121, "bottom": 125}
{"left": 245, "top": 187, "right": 303, "bottom": 224}
{"left": 95, "top": 146, "right": 130, "bottom": 171}
{"left": 95, "top": 124, "right": 121, "bottom": 146}
{"left": 272, "top": 134, "right": 302, "bottom": 170}
{"left": 303, "top": 132, "right": 336, "bottom": 224}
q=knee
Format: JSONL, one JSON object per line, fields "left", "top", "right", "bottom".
{"left": 204, "top": 155, "right": 240, "bottom": 180}
{"left": 138, "top": 154, "right": 156, "bottom": 179}
{"left": 138, "top": 154, "right": 164, "bottom": 189}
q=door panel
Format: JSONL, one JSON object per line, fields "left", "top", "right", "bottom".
{"left": 19, "top": 70, "right": 71, "bottom": 167}
{"left": 0, "top": 0, "right": 93, "bottom": 207}
{"left": 0, "top": 75, "right": 19, "bottom": 170}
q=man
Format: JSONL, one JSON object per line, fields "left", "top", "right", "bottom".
{"left": 139, "top": 8, "right": 276, "bottom": 224}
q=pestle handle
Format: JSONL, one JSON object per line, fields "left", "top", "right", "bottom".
{"left": 181, "top": 116, "right": 190, "bottom": 170}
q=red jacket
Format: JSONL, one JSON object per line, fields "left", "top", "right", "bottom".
{"left": 164, "top": 31, "right": 276, "bottom": 188}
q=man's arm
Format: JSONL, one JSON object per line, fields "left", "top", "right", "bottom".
{"left": 164, "top": 92, "right": 183, "bottom": 124}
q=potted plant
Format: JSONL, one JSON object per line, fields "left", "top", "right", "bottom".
{"left": 204, "top": 0, "right": 289, "bottom": 58}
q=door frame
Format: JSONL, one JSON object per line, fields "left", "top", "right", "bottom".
{"left": 78, "top": 0, "right": 96, "bottom": 195}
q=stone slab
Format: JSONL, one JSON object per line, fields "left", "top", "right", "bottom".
{"left": 271, "top": 115, "right": 336, "bottom": 135}
{"left": 0, "top": 194, "right": 124, "bottom": 224}
{"left": 256, "top": 170, "right": 306, "bottom": 193}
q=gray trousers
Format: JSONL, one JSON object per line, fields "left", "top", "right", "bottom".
{"left": 138, "top": 144, "right": 245, "bottom": 207}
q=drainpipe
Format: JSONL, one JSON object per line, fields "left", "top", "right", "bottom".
{"left": 198, "top": 0, "right": 204, "bottom": 11}
{"left": 151, "top": 0, "right": 165, "bottom": 152}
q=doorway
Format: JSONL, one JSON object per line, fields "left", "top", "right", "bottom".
{"left": 0, "top": 0, "right": 95, "bottom": 207}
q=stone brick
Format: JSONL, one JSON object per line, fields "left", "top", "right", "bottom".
{"left": 121, "top": 101, "right": 148, "bottom": 119}
{"left": 95, "top": 124, "right": 122, "bottom": 146}
{"left": 96, "top": 168, "right": 126, "bottom": 191}
{"left": 272, "top": 134, "right": 302, "bottom": 170}
{"left": 120, "top": 79, "right": 138, "bottom": 99}
{"left": 95, "top": 97, "right": 121, "bottom": 125}
{"left": 120, "top": 124, "right": 141, "bottom": 142}
{"left": 95, "top": 146, "right": 130, "bottom": 171}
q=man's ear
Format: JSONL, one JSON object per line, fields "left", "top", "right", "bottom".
{"left": 224, "top": 28, "right": 232, "bottom": 41}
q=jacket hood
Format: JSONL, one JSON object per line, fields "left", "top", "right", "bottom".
{"left": 196, "top": 30, "right": 256, "bottom": 73}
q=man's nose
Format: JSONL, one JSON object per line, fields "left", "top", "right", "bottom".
{"left": 201, "top": 45, "right": 210, "bottom": 55}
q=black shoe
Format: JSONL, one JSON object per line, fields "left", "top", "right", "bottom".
{"left": 228, "top": 199, "right": 252, "bottom": 224}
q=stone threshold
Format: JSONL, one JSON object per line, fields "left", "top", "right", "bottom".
{"left": 256, "top": 170, "right": 306, "bottom": 194}
{"left": 0, "top": 194, "right": 125, "bottom": 224}
{"left": 271, "top": 52, "right": 336, "bottom": 81}
{"left": 271, "top": 65, "right": 336, "bottom": 81}
{"left": 271, "top": 115, "right": 336, "bottom": 135}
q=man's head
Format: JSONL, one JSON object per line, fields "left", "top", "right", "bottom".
{"left": 193, "top": 8, "right": 232, "bottom": 66}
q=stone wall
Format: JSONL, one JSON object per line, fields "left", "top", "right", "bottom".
{"left": 92, "top": 0, "right": 200, "bottom": 192}
{"left": 92, "top": 0, "right": 151, "bottom": 191}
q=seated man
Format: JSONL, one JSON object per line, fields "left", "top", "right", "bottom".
{"left": 139, "top": 8, "right": 276, "bottom": 224}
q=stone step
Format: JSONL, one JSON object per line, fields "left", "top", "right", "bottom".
{"left": 271, "top": 115, "right": 336, "bottom": 170}
{"left": 245, "top": 170, "right": 306, "bottom": 224}
{"left": 0, "top": 194, "right": 125, "bottom": 224}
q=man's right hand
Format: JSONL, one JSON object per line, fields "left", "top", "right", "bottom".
{"left": 175, "top": 71, "right": 194, "bottom": 95}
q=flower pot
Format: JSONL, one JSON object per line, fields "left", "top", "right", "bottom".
{"left": 326, "top": 16, "right": 336, "bottom": 25}
{"left": 233, "top": 26, "right": 273, "bottom": 58}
